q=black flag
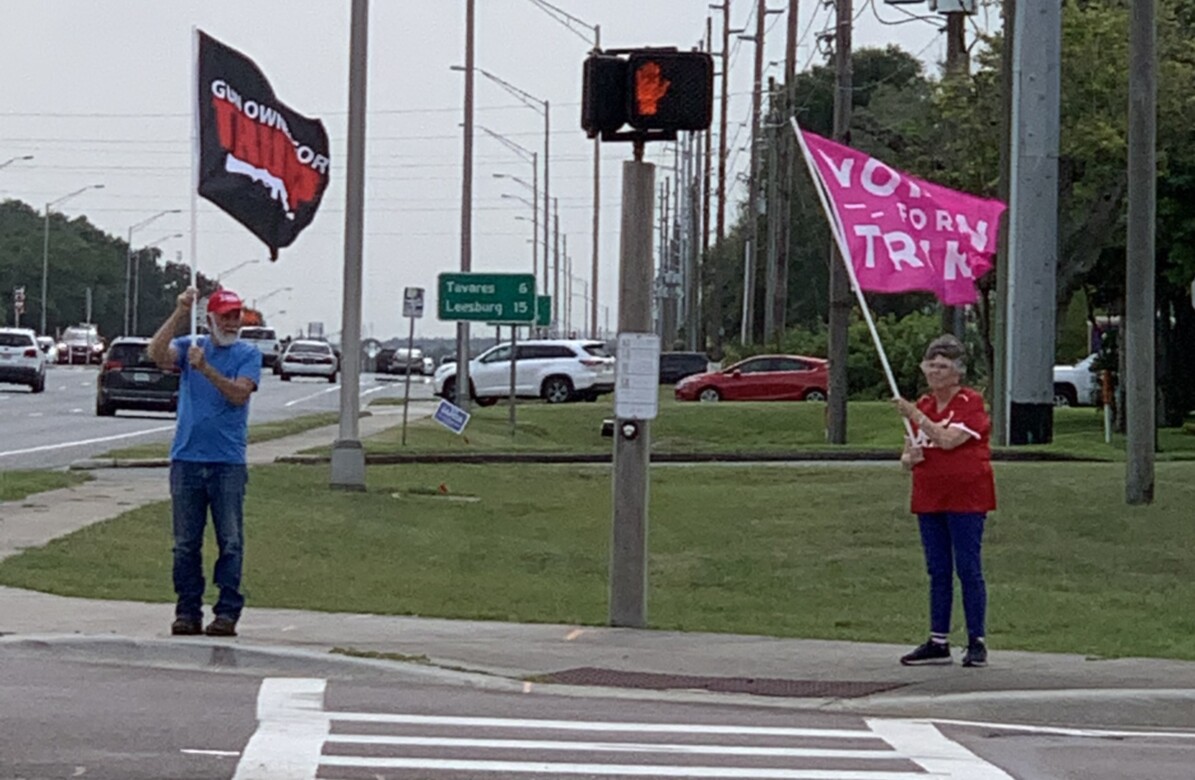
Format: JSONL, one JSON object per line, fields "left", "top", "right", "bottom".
{"left": 197, "top": 30, "right": 330, "bottom": 260}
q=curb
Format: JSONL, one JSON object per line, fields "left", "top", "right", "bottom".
{"left": 69, "top": 458, "right": 171, "bottom": 470}
{"left": 274, "top": 450, "right": 1104, "bottom": 466}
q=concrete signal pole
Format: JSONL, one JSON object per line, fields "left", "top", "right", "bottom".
{"left": 610, "top": 144, "right": 655, "bottom": 628}
{"left": 826, "top": 0, "right": 853, "bottom": 444}
{"left": 1125, "top": 0, "right": 1156, "bottom": 503}
{"left": 1005, "top": 0, "right": 1060, "bottom": 445}
{"left": 331, "top": 0, "right": 370, "bottom": 489}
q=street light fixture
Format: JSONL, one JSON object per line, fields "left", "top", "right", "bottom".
{"left": 253, "top": 286, "right": 293, "bottom": 309}
{"left": 131, "top": 232, "right": 184, "bottom": 335}
{"left": 215, "top": 259, "right": 262, "bottom": 285}
{"left": 0, "top": 155, "right": 33, "bottom": 170}
{"left": 125, "top": 209, "right": 182, "bottom": 334}
{"left": 41, "top": 184, "right": 104, "bottom": 335}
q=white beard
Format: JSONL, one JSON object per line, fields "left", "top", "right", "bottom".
{"left": 207, "top": 314, "right": 239, "bottom": 347}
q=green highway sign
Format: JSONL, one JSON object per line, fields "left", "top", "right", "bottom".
{"left": 438, "top": 273, "right": 536, "bottom": 323}
{"left": 536, "top": 295, "right": 551, "bottom": 328}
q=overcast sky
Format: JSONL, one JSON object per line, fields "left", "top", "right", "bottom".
{"left": 0, "top": 1, "right": 991, "bottom": 340}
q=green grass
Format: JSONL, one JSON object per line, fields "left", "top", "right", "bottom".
{"left": 0, "top": 470, "right": 91, "bottom": 502}
{"left": 2, "top": 461, "right": 1194, "bottom": 660}
{"left": 352, "top": 395, "right": 1195, "bottom": 461}
{"left": 100, "top": 412, "right": 342, "bottom": 459}
{"left": 367, "top": 397, "right": 408, "bottom": 407}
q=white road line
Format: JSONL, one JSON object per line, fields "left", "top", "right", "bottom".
{"left": 319, "top": 758, "right": 928, "bottom": 778}
{"left": 0, "top": 425, "right": 175, "bottom": 459}
{"left": 925, "top": 717, "right": 1195, "bottom": 740}
{"left": 283, "top": 386, "right": 340, "bottom": 407}
{"left": 328, "top": 713, "right": 874, "bottom": 738}
{"left": 181, "top": 749, "right": 241, "bottom": 757}
{"left": 232, "top": 678, "right": 327, "bottom": 780}
{"left": 324, "top": 734, "right": 896, "bottom": 759}
{"left": 867, "top": 719, "right": 1015, "bottom": 780}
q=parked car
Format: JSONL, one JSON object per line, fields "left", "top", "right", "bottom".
{"left": 674, "top": 354, "right": 828, "bottom": 402}
{"left": 35, "top": 336, "right": 59, "bottom": 364}
{"left": 1052, "top": 353, "right": 1099, "bottom": 407}
{"left": 434, "top": 339, "right": 615, "bottom": 405}
{"left": 0, "top": 327, "right": 47, "bottom": 393}
{"left": 96, "top": 337, "right": 179, "bottom": 416}
{"left": 238, "top": 326, "right": 281, "bottom": 368}
{"left": 659, "top": 351, "right": 711, "bottom": 384}
{"left": 381, "top": 347, "right": 425, "bottom": 375}
{"left": 279, "top": 339, "right": 338, "bottom": 383}
{"left": 58, "top": 324, "right": 105, "bottom": 365}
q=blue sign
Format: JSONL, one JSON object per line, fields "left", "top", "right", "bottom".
{"left": 433, "top": 398, "right": 471, "bottom": 435}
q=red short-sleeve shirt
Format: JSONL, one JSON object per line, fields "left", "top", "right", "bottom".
{"left": 909, "top": 387, "right": 996, "bottom": 514}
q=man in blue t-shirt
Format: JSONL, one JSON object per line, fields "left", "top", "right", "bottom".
{"left": 148, "top": 286, "right": 261, "bottom": 638}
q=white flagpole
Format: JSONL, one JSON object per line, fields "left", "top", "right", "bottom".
{"left": 790, "top": 117, "right": 914, "bottom": 439}
{"left": 190, "top": 27, "right": 200, "bottom": 337}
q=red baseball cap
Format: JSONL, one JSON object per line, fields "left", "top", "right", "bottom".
{"left": 207, "top": 289, "right": 244, "bottom": 315}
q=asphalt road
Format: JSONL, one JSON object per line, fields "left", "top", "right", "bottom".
{"left": 2, "top": 640, "right": 1193, "bottom": 780}
{"left": 0, "top": 364, "right": 436, "bottom": 471}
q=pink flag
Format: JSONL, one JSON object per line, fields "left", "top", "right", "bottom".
{"left": 798, "top": 129, "right": 1006, "bottom": 306}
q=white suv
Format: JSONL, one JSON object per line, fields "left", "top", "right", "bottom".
{"left": 1052, "top": 353, "right": 1099, "bottom": 407}
{"left": 0, "top": 327, "right": 47, "bottom": 393}
{"left": 434, "top": 339, "right": 615, "bottom": 405}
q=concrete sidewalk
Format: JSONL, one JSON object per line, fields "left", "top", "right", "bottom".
{"left": 2, "top": 414, "right": 1195, "bottom": 729}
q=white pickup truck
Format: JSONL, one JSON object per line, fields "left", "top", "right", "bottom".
{"left": 1052, "top": 353, "right": 1099, "bottom": 407}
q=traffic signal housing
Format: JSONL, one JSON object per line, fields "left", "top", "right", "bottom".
{"left": 582, "top": 48, "right": 714, "bottom": 141}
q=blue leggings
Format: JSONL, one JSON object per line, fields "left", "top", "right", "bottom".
{"left": 917, "top": 512, "right": 986, "bottom": 641}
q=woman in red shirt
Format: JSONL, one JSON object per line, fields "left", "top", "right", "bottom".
{"left": 894, "top": 335, "right": 995, "bottom": 668}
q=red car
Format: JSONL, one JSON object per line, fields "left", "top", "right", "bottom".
{"left": 674, "top": 354, "right": 828, "bottom": 402}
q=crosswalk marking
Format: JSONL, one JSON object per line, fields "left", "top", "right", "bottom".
{"left": 319, "top": 758, "right": 933, "bottom": 778}
{"left": 235, "top": 677, "right": 1016, "bottom": 780}
{"left": 324, "top": 734, "right": 896, "bottom": 759}
{"left": 329, "top": 711, "right": 874, "bottom": 738}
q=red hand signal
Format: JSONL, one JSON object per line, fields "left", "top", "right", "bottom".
{"left": 634, "top": 62, "right": 670, "bottom": 116}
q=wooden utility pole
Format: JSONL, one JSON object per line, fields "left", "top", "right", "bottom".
{"left": 941, "top": 12, "right": 969, "bottom": 337}
{"left": 713, "top": 1, "right": 731, "bottom": 354}
{"left": 741, "top": 0, "right": 766, "bottom": 346}
{"left": 1125, "top": 0, "right": 1157, "bottom": 504}
{"left": 773, "top": 0, "right": 798, "bottom": 345}
{"left": 764, "top": 76, "right": 781, "bottom": 344}
{"left": 826, "top": 0, "right": 852, "bottom": 444}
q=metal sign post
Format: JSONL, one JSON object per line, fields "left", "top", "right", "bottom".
{"left": 508, "top": 325, "right": 518, "bottom": 436}
{"left": 400, "top": 287, "right": 425, "bottom": 446}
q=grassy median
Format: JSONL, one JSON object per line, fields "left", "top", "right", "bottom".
{"left": 353, "top": 398, "right": 1195, "bottom": 462}
{"left": 0, "top": 470, "right": 91, "bottom": 503}
{"left": 1, "top": 461, "right": 1193, "bottom": 660}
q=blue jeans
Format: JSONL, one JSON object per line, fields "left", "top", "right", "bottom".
{"left": 917, "top": 512, "right": 987, "bottom": 641}
{"left": 170, "top": 461, "right": 248, "bottom": 622}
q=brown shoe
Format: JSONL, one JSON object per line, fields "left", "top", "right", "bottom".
{"left": 204, "top": 616, "right": 238, "bottom": 637}
{"left": 171, "top": 618, "right": 202, "bottom": 636}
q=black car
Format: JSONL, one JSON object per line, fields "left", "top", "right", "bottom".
{"left": 659, "top": 351, "right": 710, "bottom": 384}
{"left": 96, "top": 337, "right": 179, "bottom": 416}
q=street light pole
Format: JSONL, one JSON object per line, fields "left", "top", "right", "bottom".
{"left": 125, "top": 209, "right": 181, "bottom": 335}
{"left": 132, "top": 232, "right": 183, "bottom": 335}
{"left": 214, "top": 259, "right": 262, "bottom": 285}
{"left": 42, "top": 184, "right": 104, "bottom": 335}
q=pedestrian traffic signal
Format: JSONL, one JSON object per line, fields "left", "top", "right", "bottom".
{"left": 582, "top": 49, "right": 714, "bottom": 141}
{"left": 626, "top": 51, "right": 713, "bottom": 132}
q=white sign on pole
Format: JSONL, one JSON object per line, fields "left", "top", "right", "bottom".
{"left": 614, "top": 332, "right": 661, "bottom": 420}
{"left": 403, "top": 287, "right": 426, "bottom": 319}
